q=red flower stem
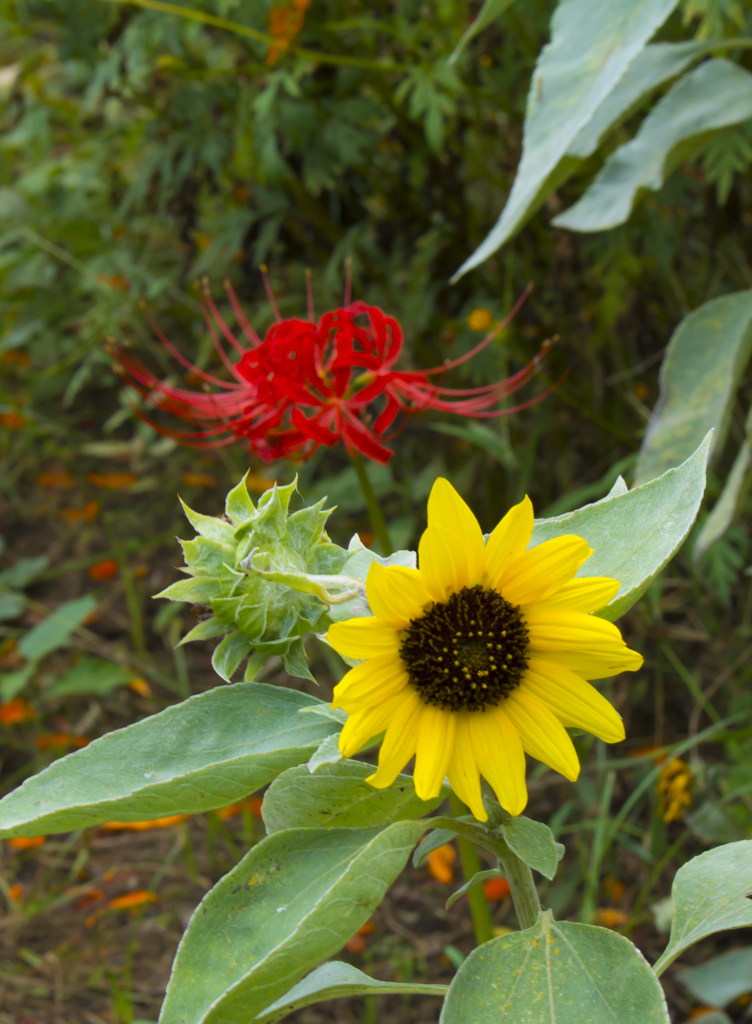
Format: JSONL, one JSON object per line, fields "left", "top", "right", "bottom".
{"left": 449, "top": 791, "right": 494, "bottom": 947}
{"left": 349, "top": 451, "right": 393, "bottom": 556}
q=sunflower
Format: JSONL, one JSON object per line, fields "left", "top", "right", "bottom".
{"left": 327, "top": 479, "right": 642, "bottom": 822}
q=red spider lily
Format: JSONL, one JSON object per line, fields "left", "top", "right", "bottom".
{"left": 110, "top": 275, "right": 555, "bottom": 464}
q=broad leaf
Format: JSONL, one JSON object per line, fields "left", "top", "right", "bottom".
{"left": 453, "top": 0, "right": 680, "bottom": 277}
{"left": 566, "top": 41, "right": 711, "bottom": 159}
{"left": 502, "top": 815, "right": 564, "bottom": 881}
{"left": 0, "top": 555, "right": 49, "bottom": 589}
{"left": 19, "top": 595, "right": 96, "bottom": 661}
{"left": 532, "top": 434, "right": 711, "bottom": 621}
{"left": 555, "top": 60, "right": 752, "bottom": 232}
{"left": 635, "top": 291, "right": 752, "bottom": 485}
{"left": 159, "top": 822, "right": 424, "bottom": 1024}
{"left": 47, "top": 657, "right": 140, "bottom": 698}
{"left": 255, "top": 961, "right": 447, "bottom": 1024}
{"left": 440, "top": 910, "right": 670, "bottom": 1023}
{"left": 262, "top": 759, "right": 444, "bottom": 832}
{"left": 0, "top": 684, "right": 337, "bottom": 838}
{"left": 677, "top": 947, "right": 752, "bottom": 1008}
{"left": 653, "top": 840, "right": 752, "bottom": 975}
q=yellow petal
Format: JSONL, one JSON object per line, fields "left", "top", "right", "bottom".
{"left": 339, "top": 690, "right": 409, "bottom": 757}
{"left": 413, "top": 704, "right": 456, "bottom": 801}
{"left": 418, "top": 524, "right": 466, "bottom": 600}
{"left": 504, "top": 690, "right": 580, "bottom": 781}
{"left": 527, "top": 576, "right": 620, "bottom": 615}
{"left": 427, "top": 478, "right": 484, "bottom": 586}
{"left": 499, "top": 536, "right": 593, "bottom": 606}
{"left": 482, "top": 495, "right": 534, "bottom": 589}
{"left": 525, "top": 609, "right": 634, "bottom": 655}
{"left": 534, "top": 648, "right": 644, "bottom": 680}
{"left": 367, "top": 689, "right": 423, "bottom": 789}
{"left": 332, "top": 653, "right": 408, "bottom": 711}
{"left": 468, "top": 707, "right": 527, "bottom": 817}
{"left": 327, "top": 618, "right": 401, "bottom": 660}
{"left": 365, "top": 563, "right": 433, "bottom": 629}
{"left": 522, "top": 657, "right": 625, "bottom": 743}
{"left": 447, "top": 713, "right": 487, "bottom": 821}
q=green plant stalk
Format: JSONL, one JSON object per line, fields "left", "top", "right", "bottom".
{"left": 449, "top": 792, "right": 494, "bottom": 946}
{"left": 495, "top": 837, "right": 541, "bottom": 931}
{"left": 349, "top": 452, "right": 393, "bottom": 555}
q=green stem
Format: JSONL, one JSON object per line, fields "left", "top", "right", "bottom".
{"left": 496, "top": 838, "right": 541, "bottom": 931}
{"left": 349, "top": 452, "right": 393, "bottom": 555}
{"left": 450, "top": 792, "right": 494, "bottom": 947}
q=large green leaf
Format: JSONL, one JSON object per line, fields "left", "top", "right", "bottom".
{"left": 159, "top": 822, "right": 424, "bottom": 1024}
{"left": 532, "top": 433, "right": 711, "bottom": 621}
{"left": 555, "top": 60, "right": 752, "bottom": 232}
{"left": 0, "top": 684, "right": 337, "bottom": 838}
{"left": 453, "top": 0, "right": 680, "bottom": 277}
{"left": 261, "top": 758, "right": 444, "bottom": 832}
{"left": 635, "top": 291, "right": 752, "bottom": 485}
{"left": 440, "top": 910, "right": 670, "bottom": 1023}
{"left": 255, "top": 962, "right": 447, "bottom": 1024}
{"left": 566, "top": 41, "right": 710, "bottom": 159}
{"left": 677, "top": 947, "right": 752, "bottom": 1008}
{"left": 653, "top": 840, "right": 752, "bottom": 975}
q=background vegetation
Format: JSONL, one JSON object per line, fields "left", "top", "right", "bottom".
{"left": 2, "top": 0, "right": 752, "bottom": 1020}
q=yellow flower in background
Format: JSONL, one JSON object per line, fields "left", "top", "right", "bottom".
{"left": 466, "top": 307, "right": 494, "bottom": 332}
{"left": 657, "top": 758, "right": 693, "bottom": 822}
{"left": 327, "top": 479, "right": 643, "bottom": 822}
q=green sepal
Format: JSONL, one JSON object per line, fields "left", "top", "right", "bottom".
{"left": 156, "top": 578, "right": 222, "bottom": 603}
{"left": 178, "top": 616, "right": 227, "bottom": 645}
{"left": 225, "top": 472, "right": 256, "bottom": 525}
{"left": 211, "top": 631, "right": 252, "bottom": 683}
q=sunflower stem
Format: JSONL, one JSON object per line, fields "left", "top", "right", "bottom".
{"left": 349, "top": 451, "right": 393, "bottom": 555}
{"left": 496, "top": 838, "right": 541, "bottom": 931}
{"left": 449, "top": 792, "right": 495, "bottom": 947}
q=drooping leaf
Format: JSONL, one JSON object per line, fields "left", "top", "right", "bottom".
{"left": 635, "top": 291, "right": 752, "bottom": 485}
{"left": 566, "top": 41, "right": 711, "bottom": 159}
{"left": 440, "top": 910, "right": 670, "bottom": 1023}
{"left": 255, "top": 961, "right": 447, "bottom": 1024}
{"left": 413, "top": 828, "right": 459, "bottom": 867}
{"left": 262, "top": 759, "right": 445, "bottom": 832}
{"left": 653, "top": 840, "right": 752, "bottom": 975}
{"left": 448, "top": 0, "right": 516, "bottom": 65}
{"left": 159, "top": 822, "right": 424, "bottom": 1024}
{"left": 695, "top": 406, "right": 752, "bottom": 559}
{"left": 677, "top": 947, "right": 752, "bottom": 1008}
{"left": 0, "top": 684, "right": 338, "bottom": 838}
{"left": 18, "top": 595, "right": 97, "bottom": 662}
{"left": 47, "top": 657, "right": 140, "bottom": 698}
{"left": 502, "top": 815, "right": 564, "bottom": 881}
{"left": 453, "top": 0, "right": 680, "bottom": 277}
{"left": 445, "top": 869, "right": 506, "bottom": 910}
{"left": 532, "top": 434, "right": 711, "bottom": 620}
{"left": 555, "top": 60, "right": 752, "bottom": 232}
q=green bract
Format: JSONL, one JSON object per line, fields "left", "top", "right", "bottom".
{"left": 157, "top": 476, "right": 349, "bottom": 682}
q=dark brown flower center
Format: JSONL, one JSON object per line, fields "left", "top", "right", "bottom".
{"left": 399, "top": 584, "right": 529, "bottom": 712}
